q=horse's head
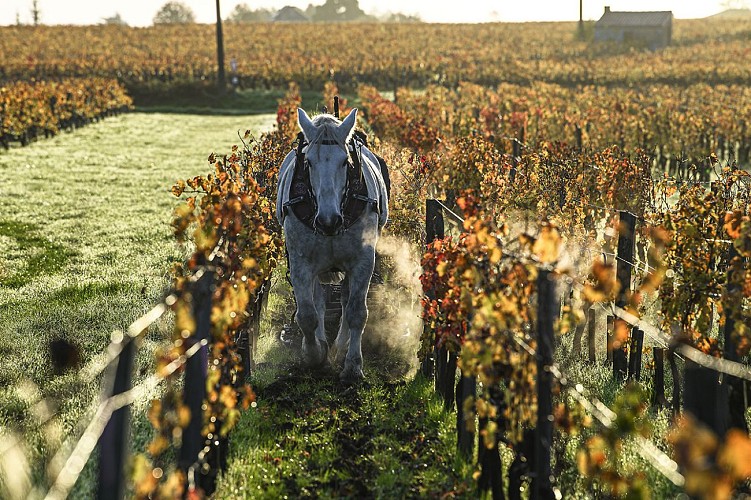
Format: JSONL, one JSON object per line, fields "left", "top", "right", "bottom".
{"left": 297, "top": 107, "right": 358, "bottom": 236}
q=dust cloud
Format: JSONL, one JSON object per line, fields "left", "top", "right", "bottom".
{"left": 363, "top": 234, "right": 424, "bottom": 379}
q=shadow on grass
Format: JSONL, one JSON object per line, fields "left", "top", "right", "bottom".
{"left": 134, "top": 86, "right": 336, "bottom": 116}
{"left": 222, "top": 350, "right": 474, "bottom": 499}
{"left": 0, "top": 220, "right": 74, "bottom": 288}
{"left": 218, "top": 287, "right": 472, "bottom": 497}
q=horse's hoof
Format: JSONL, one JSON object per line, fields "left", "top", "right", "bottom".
{"left": 330, "top": 349, "right": 346, "bottom": 369}
{"left": 339, "top": 365, "right": 364, "bottom": 385}
{"left": 302, "top": 339, "right": 329, "bottom": 367}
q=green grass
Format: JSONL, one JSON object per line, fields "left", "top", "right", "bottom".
{"left": 0, "top": 111, "right": 275, "bottom": 497}
{"left": 215, "top": 354, "right": 475, "bottom": 499}
{"left": 135, "top": 87, "right": 346, "bottom": 115}
{"left": 0, "top": 220, "right": 73, "bottom": 288}
{"left": 554, "top": 331, "right": 682, "bottom": 498}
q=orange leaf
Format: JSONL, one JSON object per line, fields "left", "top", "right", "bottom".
{"left": 147, "top": 435, "right": 169, "bottom": 457}
{"left": 724, "top": 211, "right": 744, "bottom": 240}
{"left": 610, "top": 320, "right": 630, "bottom": 350}
{"left": 718, "top": 429, "right": 751, "bottom": 480}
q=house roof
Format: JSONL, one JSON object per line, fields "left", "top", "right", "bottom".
{"left": 596, "top": 10, "right": 672, "bottom": 28}
{"left": 274, "top": 6, "right": 310, "bottom": 22}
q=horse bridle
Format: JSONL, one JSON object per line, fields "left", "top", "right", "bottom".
{"left": 288, "top": 133, "right": 375, "bottom": 235}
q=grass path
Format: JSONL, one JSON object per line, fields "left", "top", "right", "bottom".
{"left": 0, "top": 112, "right": 274, "bottom": 496}
{"left": 210, "top": 262, "right": 475, "bottom": 498}
{"left": 217, "top": 366, "right": 474, "bottom": 499}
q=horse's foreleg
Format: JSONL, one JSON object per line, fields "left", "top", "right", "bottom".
{"left": 332, "top": 277, "right": 350, "bottom": 367}
{"left": 294, "top": 275, "right": 328, "bottom": 367}
{"left": 313, "top": 280, "right": 328, "bottom": 345}
{"left": 340, "top": 265, "right": 372, "bottom": 383}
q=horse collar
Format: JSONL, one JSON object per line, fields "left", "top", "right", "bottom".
{"left": 283, "top": 132, "right": 375, "bottom": 234}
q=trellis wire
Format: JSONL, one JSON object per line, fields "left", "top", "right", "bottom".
{"left": 444, "top": 217, "right": 750, "bottom": 386}
{"left": 611, "top": 305, "right": 751, "bottom": 382}
{"left": 428, "top": 200, "right": 686, "bottom": 491}
{"left": 513, "top": 335, "right": 685, "bottom": 488}
{"left": 1, "top": 262, "right": 216, "bottom": 499}
{"left": 44, "top": 338, "right": 208, "bottom": 500}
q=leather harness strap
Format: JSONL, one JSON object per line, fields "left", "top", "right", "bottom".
{"left": 283, "top": 132, "right": 376, "bottom": 233}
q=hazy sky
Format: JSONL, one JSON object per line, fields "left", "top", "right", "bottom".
{"left": 0, "top": 0, "right": 731, "bottom": 26}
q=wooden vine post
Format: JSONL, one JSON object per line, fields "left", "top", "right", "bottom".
{"left": 423, "top": 199, "right": 476, "bottom": 460}
{"left": 532, "top": 269, "right": 555, "bottom": 499}
{"left": 428, "top": 200, "right": 457, "bottom": 410}
{"left": 722, "top": 244, "right": 748, "bottom": 433}
{"left": 96, "top": 334, "right": 136, "bottom": 500}
{"left": 442, "top": 351, "right": 458, "bottom": 410}
{"left": 652, "top": 347, "right": 668, "bottom": 408}
{"left": 606, "top": 314, "right": 614, "bottom": 363}
{"left": 587, "top": 308, "right": 596, "bottom": 363}
{"left": 179, "top": 268, "right": 214, "bottom": 491}
{"left": 215, "top": 0, "right": 226, "bottom": 91}
{"left": 613, "top": 211, "right": 636, "bottom": 379}
{"left": 478, "top": 389, "right": 504, "bottom": 499}
{"left": 627, "top": 328, "right": 644, "bottom": 380}
{"left": 238, "top": 280, "right": 267, "bottom": 377}
{"left": 683, "top": 363, "right": 729, "bottom": 438}
{"left": 423, "top": 199, "right": 444, "bottom": 379}
{"left": 456, "top": 375, "right": 476, "bottom": 458}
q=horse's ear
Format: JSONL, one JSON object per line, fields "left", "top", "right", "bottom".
{"left": 298, "top": 108, "right": 317, "bottom": 142}
{"left": 337, "top": 108, "right": 358, "bottom": 143}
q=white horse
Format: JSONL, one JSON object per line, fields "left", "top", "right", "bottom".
{"left": 276, "top": 108, "right": 388, "bottom": 383}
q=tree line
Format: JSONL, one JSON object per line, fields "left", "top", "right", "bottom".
{"left": 152, "top": 0, "right": 421, "bottom": 26}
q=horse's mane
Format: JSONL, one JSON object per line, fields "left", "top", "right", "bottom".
{"left": 307, "top": 113, "right": 352, "bottom": 162}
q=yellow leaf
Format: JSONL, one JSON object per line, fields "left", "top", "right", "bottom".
{"left": 724, "top": 210, "right": 745, "bottom": 240}
{"left": 582, "top": 283, "right": 607, "bottom": 303}
{"left": 132, "top": 454, "right": 158, "bottom": 498}
{"left": 171, "top": 179, "right": 186, "bottom": 197}
{"left": 610, "top": 320, "right": 630, "bottom": 350}
{"left": 220, "top": 385, "right": 238, "bottom": 409}
{"left": 147, "top": 435, "right": 169, "bottom": 457}
{"left": 147, "top": 400, "right": 162, "bottom": 429}
{"left": 158, "top": 470, "right": 186, "bottom": 499}
{"left": 489, "top": 246, "right": 502, "bottom": 265}
{"left": 174, "top": 300, "right": 196, "bottom": 338}
{"left": 533, "top": 224, "right": 561, "bottom": 264}
{"left": 436, "top": 260, "right": 448, "bottom": 277}
{"left": 221, "top": 408, "right": 241, "bottom": 436}
{"left": 177, "top": 404, "right": 192, "bottom": 428}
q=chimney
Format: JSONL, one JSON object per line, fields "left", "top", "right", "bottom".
{"left": 604, "top": 6, "right": 611, "bottom": 13}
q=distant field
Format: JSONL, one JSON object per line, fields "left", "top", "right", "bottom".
{"left": 0, "top": 112, "right": 274, "bottom": 495}
{"left": 2, "top": 19, "right": 751, "bottom": 99}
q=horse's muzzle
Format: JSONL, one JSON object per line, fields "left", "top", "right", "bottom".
{"left": 314, "top": 213, "right": 344, "bottom": 235}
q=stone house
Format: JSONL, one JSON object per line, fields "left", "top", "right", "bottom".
{"left": 594, "top": 6, "right": 673, "bottom": 50}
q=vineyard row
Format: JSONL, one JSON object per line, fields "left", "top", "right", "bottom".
{"left": 0, "top": 77, "right": 133, "bottom": 149}
{"left": 359, "top": 82, "right": 751, "bottom": 175}
{"left": 352, "top": 79, "right": 751, "bottom": 497}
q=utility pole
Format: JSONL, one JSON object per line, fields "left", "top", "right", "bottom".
{"left": 216, "top": 0, "right": 227, "bottom": 92}
{"left": 579, "top": 0, "right": 584, "bottom": 38}
{"left": 31, "top": 0, "right": 40, "bottom": 25}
